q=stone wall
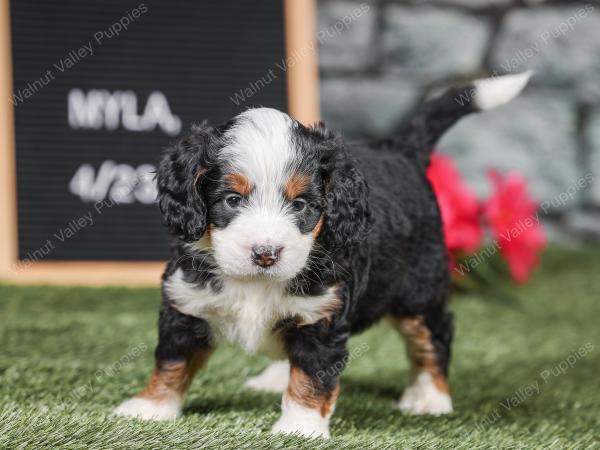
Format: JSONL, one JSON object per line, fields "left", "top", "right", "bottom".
{"left": 317, "top": 0, "right": 600, "bottom": 242}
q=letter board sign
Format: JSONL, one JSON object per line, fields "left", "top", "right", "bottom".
{"left": 1, "top": 0, "right": 318, "bottom": 283}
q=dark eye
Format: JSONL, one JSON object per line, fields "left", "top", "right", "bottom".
{"left": 225, "top": 194, "right": 242, "bottom": 209}
{"left": 291, "top": 198, "right": 307, "bottom": 212}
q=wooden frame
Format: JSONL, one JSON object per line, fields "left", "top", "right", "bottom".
{"left": 284, "top": 0, "right": 320, "bottom": 126}
{"left": 0, "top": 0, "right": 319, "bottom": 286}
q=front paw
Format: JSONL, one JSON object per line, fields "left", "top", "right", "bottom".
{"left": 271, "top": 398, "right": 331, "bottom": 439}
{"left": 271, "top": 416, "right": 330, "bottom": 439}
{"left": 113, "top": 397, "right": 182, "bottom": 421}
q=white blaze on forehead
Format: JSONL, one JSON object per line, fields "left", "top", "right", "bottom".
{"left": 221, "top": 108, "right": 298, "bottom": 209}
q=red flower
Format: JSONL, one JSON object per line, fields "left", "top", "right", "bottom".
{"left": 484, "top": 170, "right": 546, "bottom": 283}
{"left": 427, "top": 153, "right": 483, "bottom": 256}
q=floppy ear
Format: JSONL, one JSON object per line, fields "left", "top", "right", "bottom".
{"left": 156, "top": 122, "right": 218, "bottom": 243}
{"left": 316, "top": 127, "right": 372, "bottom": 250}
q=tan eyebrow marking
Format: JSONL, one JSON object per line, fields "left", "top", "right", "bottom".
{"left": 225, "top": 173, "right": 253, "bottom": 196}
{"left": 286, "top": 174, "right": 310, "bottom": 200}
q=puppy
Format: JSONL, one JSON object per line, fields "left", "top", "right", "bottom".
{"left": 114, "top": 72, "right": 532, "bottom": 438}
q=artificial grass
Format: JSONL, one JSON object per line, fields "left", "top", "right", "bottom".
{"left": 1, "top": 247, "right": 599, "bottom": 449}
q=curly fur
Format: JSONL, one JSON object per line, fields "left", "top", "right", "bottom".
{"left": 156, "top": 122, "right": 224, "bottom": 242}
{"left": 116, "top": 72, "right": 532, "bottom": 438}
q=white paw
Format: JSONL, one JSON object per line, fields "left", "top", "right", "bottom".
{"left": 271, "top": 396, "right": 331, "bottom": 439}
{"left": 271, "top": 416, "right": 330, "bottom": 439}
{"left": 398, "top": 372, "right": 453, "bottom": 416}
{"left": 245, "top": 360, "right": 290, "bottom": 393}
{"left": 113, "top": 397, "right": 182, "bottom": 421}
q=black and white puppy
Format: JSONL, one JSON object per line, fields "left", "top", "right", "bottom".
{"left": 114, "top": 72, "right": 531, "bottom": 438}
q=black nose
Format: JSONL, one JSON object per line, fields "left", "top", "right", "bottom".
{"left": 251, "top": 245, "right": 283, "bottom": 267}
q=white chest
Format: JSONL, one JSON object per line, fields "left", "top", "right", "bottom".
{"left": 164, "top": 269, "right": 336, "bottom": 355}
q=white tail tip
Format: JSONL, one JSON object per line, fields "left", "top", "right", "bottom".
{"left": 474, "top": 70, "right": 533, "bottom": 110}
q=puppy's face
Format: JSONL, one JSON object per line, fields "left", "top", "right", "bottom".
{"left": 204, "top": 109, "right": 324, "bottom": 280}
{"left": 157, "top": 107, "right": 371, "bottom": 283}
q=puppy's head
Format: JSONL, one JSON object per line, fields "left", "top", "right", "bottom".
{"left": 157, "top": 108, "right": 370, "bottom": 281}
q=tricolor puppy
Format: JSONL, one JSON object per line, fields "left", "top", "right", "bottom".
{"left": 115, "top": 72, "right": 532, "bottom": 438}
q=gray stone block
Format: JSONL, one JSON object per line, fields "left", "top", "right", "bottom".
{"left": 541, "top": 219, "right": 584, "bottom": 247}
{"left": 491, "top": 5, "right": 600, "bottom": 101}
{"left": 320, "top": 77, "right": 421, "bottom": 137}
{"left": 586, "top": 108, "right": 600, "bottom": 205}
{"left": 419, "top": 0, "right": 512, "bottom": 7}
{"left": 437, "top": 90, "right": 579, "bottom": 213}
{"left": 318, "top": 1, "right": 377, "bottom": 71}
{"left": 373, "top": 0, "right": 511, "bottom": 6}
{"left": 381, "top": 6, "right": 490, "bottom": 81}
{"left": 564, "top": 210, "right": 600, "bottom": 241}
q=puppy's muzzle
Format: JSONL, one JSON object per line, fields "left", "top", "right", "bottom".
{"left": 251, "top": 245, "right": 283, "bottom": 268}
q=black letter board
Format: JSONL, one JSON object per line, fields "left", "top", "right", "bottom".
{"left": 9, "top": 0, "right": 290, "bottom": 263}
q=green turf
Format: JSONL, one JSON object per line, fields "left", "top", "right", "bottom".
{"left": 1, "top": 247, "right": 599, "bottom": 449}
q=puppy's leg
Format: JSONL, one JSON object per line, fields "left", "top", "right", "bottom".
{"left": 392, "top": 309, "right": 454, "bottom": 415}
{"left": 271, "top": 365, "right": 340, "bottom": 439}
{"left": 245, "top": 360, "right": 290, "bottom": 393}
{"left": 271, "top": 323, "right": 347, "bottom": 439}
{"left": 114, "top": 304, "right": 213, "bottom": 420}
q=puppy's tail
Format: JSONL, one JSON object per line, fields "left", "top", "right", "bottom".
{"left": 391, "top": 71, "right": 533, "bottom": 165}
